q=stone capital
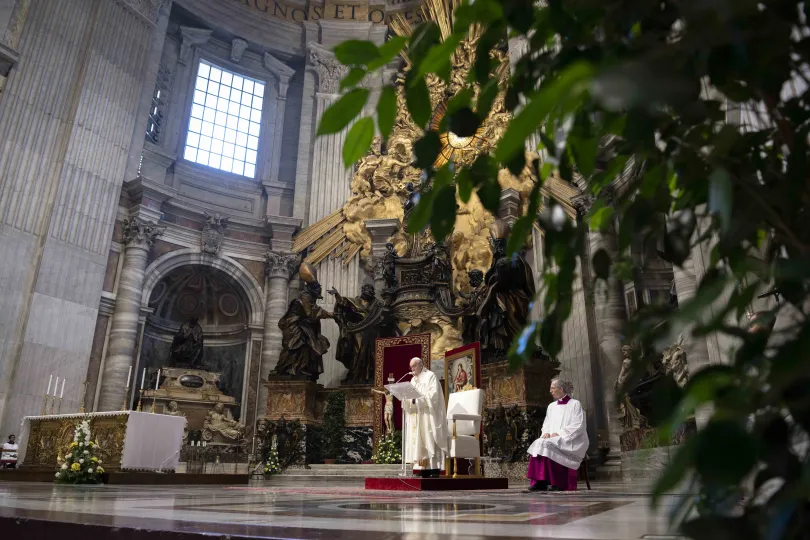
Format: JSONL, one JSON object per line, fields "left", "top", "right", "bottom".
{"left": 364, "top": 218, "right": 400, "bottom": 260}
{"left": 122, "top": 218, "right": 165, "bottom": 249}
{"left": 265, "top": 251, "right": 299, "bottom": 279}
{"left": 267, "top": 216, "right": 302, "bottom": 252}
{"left": 307, "top": 42, "right": 347, "bottom": 95}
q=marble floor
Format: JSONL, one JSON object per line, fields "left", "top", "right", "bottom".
{"left": 0, "top": 481, "right": 685, "bottom": 539}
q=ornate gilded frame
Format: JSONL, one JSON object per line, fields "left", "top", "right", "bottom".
{"left": 444, "top": 342, "right": 481, "bottom": 404}
{"left": 373, "top": 333, "right": 431, "bottom": 443}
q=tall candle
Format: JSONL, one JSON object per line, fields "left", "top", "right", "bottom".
{"left": 46, "top": 375, "right": 52, "bottom": 396}
{"left": 155, "top": 368, "right": 161, "bottom": 390}
{"left": 140, "top": 368, "right": 146, "bottom": 390}
{"left": 53, "top": 377, "right": 59, "bottom": 397}
{"left": 125, "top": 366, "right": 132, "bottom": 388}
{"left": 60, "top": 378, "right": 65, "bottom": 399}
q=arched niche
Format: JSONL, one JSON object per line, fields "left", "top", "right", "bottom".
{"left": 138, "top": 250, "right": 265, "bottom": 420}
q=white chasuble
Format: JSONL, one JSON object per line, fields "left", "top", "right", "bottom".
{"left": 404, "top": 369, "right": 449, "bottom": 468}
{"left": 527, "top": 396, "right": 589, "bottom": 470}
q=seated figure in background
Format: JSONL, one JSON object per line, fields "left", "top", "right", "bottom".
{"left": 526, "top": 378, "right": 589, "bottom": 492}
{"left": 164, "top": 401, "right": 189, "bottom": 441}
{"left": 204, "top": 403, "right": 244, "bottom": 443}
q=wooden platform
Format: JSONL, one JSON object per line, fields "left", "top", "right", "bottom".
{"left": 365, "top": 476, "right": 508, "bottom": 491}
{"left": 0, "top": 469, "right": 249, "bottom": 485}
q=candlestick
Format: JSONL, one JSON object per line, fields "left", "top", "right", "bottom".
{"left": 50, "top": 376, "right": 58, "bottom": 414}
{"left": 41, "top": 394, "right": 48, "bottom": 416}
{"left": 136, "top": 393, "right": 143, "bottom": 412}
{"left": 125, "top": 365, "right": 132, "bottom": 389}
{"left": 57, "top": 396, "right": 63, "bottom": 414}
{"left": 140, "top": 367, "right": 146, "bottom": 390}
{"left": 122, "top": 383, "right": 130, "bottom": 411}
{"left": 46, "top": 375, "right": 53, "bottom": 397}
{"left": 60, "top": 378, "right": 65, "bottom": 399}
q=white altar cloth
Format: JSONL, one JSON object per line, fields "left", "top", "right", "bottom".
{"left": 18, "top": 411, "right": 185, "bottom": 472}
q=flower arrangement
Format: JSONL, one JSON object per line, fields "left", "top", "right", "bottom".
{"left": 371, "top": 430, "right": 401, "bottom": 464}
{"left": 55, "top": 417, "right": 104, "bottom": 484}
{"left": 263, "top": 446, "right": 281, "bottom": 476}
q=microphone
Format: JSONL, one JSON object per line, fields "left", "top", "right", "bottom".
{"left": 395, "top": 371, "right": 414, "bottom": 383}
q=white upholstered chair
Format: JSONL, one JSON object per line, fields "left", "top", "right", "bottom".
{"left": 446, "top": 388, "right": 483, "bottom": 477}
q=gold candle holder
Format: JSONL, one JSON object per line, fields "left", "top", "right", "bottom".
{"left": 57, "top": 396, "right": 63, "bottom": 414}
{"left": 41, "top": 394, "right": 49, "bottom": 416}
{"left": 136, "top": 396, "right": 143, "bottom": 412}
{"left": 150, "top": 399, "right": 156, "bottom": 413}
{"left": 49, "top": 395, "right": 56, "bottom": 415}
{"left": 121, "top": 386, "right": 130, "bottom": 411}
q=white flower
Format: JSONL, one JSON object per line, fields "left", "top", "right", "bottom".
{"left": 83, "top": 450, "right": 89, "bottom": 455}
{"left": 61, "top": 464, "right": 67, "bottom": 470}
{"left": 79, "top": 459, "right": 84, "bottom": 464}
{"left": 65, "top": 454, "right": 71, "bottom": 460}
{"left": 87, "top": 468, "right": 93, "bottom": 473}
{"left": 98, "top": 460, "right": 102, "bottom": 464}
{"left": 55, "top": 472, "right": 60, "bottom": 478}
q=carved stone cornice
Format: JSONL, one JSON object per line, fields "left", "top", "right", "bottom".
{"left": 263, "top": 52, "right": 296, "bottom": 99}
{"left": 308, "top": 42, "right": 347, "bottom": 95}
{"left": 179, "top": 27, "right": 213, "bottom": 66}
{"left": 122, "top": 218, "right": 165, "bottom": 249}
{"left": 264, "top": 251, "right": 299, "bottom": 279}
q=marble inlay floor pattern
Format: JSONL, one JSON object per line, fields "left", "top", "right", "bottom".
{"left": 0, "top": 481, "right": 682, "bottom": 539}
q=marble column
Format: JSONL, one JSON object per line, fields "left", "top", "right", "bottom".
{"left": 586, "top": 220, "right": 627, "bottom": 469}
{"left": 97, "top": 218, "right": 164, "bottom": 411}
{"left": 260, "top": 251, "right": 299, "bottom": 406}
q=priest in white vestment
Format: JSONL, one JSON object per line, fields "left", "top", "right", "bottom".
{"left": 403, "top": 357, "right": 448, "bottom": 477}
{"left": 526, "top": 378, "right": 589, "bottom": 491}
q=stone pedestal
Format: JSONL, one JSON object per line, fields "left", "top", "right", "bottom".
{"left": 263, "top": 378, "right": 321, "bottom": 424}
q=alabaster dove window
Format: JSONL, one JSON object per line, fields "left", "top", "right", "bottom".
{"left": 184, "top": 60, "right": 264, "bottom": 178}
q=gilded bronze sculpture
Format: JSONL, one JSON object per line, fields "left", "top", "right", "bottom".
{"left": 170, "top": 317, "right": 204, "bottom": 368}
{"left": 270, "top": 263, "right": 332, "bottom": 382}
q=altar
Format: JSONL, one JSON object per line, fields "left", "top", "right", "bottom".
{"left": 18, "top": 411, "right": 185, "bottom": 472}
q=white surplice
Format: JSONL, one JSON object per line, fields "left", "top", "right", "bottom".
{"left": 527, "top": 396, "right": 589, "bottom": 470}
{"left": 404, "top": 368, "right": 449, "bottom": 469}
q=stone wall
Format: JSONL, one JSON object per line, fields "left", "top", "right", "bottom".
{"left": 0, "top": 0, "right": 163, "bottom": 434}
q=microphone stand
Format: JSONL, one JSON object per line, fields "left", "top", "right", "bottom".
{"left": 391, "top": 371, "right": 413, "bottom": 477}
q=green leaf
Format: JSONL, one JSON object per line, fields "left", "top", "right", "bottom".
{"left": 342, "top": 117, "right": 375, "bottom": 168}
{"left": 495, "top": 62, "right": 594, "bottom": 164}
{"left": 340, "top": 67, "right": 367, "bottom": 91}
{"left": 418, "top": 32, "right": 465, "bottom": 80}
{"left": 448, "top": 107, "right": 480, "bottom": 138}
{"left": 708, "top": 167, "right": 733, "bottom": 233}
{"left": 413, "top": 131, "right": 441, "bottom": 170}
{"left": 457, "top": 168, "right": 473, "bottom": 203}
{"left": 368, "top": 36, "right": 408, "bottom": 71}
{"left": 317, "top": 88, "right": 369, "bottom": 136}
{"left": 405, "top": 72, "right": 432, "bottom": 128}
{"left": 507, "top": 215, "right": 533, "bottom": 256}
{"left": 696, "top": 420, "right": 758, "bottom": 485}
{"left": 406, "top": 190, "right": 434, "bottom": 233}
{"left": 591, "top": 249, "right": 611, "bottom": 280}
{"left": 477, "top": 177, "right": 501, "bottom": 214}
{"left": 334, "top": 40, "right": 380, "bottom": 66}
{"left": 430, "top": 185, "right": 457, "bottom": 243}
{"left": 653, "top": 436, "right": 697, "bottom": 503}
{"left": 587, "top": 202, "right": 614, "bottom": 231}
{"left": 376, "top": 86, "right": 396, "bottom": 140}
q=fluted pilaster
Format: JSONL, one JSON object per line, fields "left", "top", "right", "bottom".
{"left": 260, "top": 251, "right": 298, "bottom": 405}
{"left": 97, "top": 218, "right": 164, "bottom": 411}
